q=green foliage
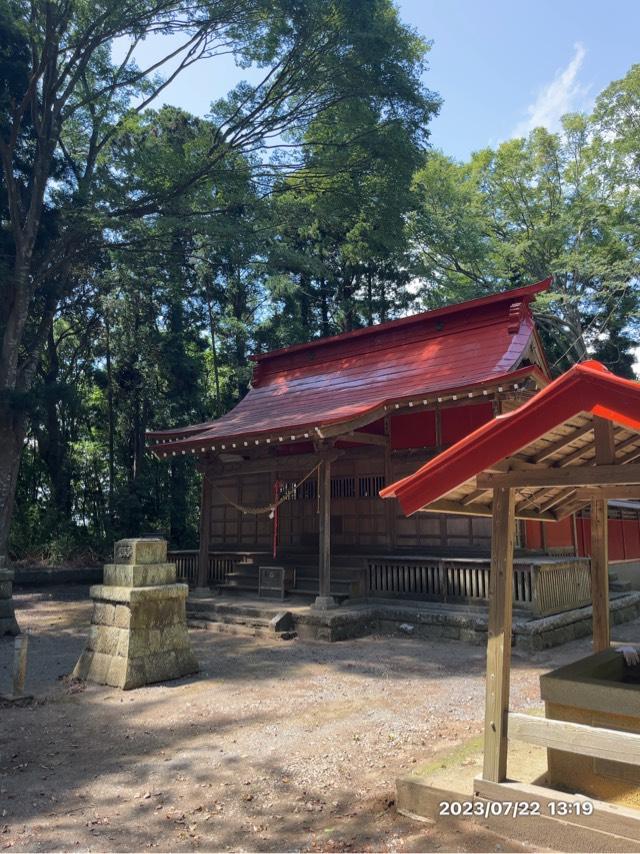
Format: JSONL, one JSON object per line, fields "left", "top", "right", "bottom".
{"left": 409, "top": 69, "right": 640, "bottom": 375}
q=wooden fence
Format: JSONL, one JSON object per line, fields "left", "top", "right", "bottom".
{"left": 167, "top": 550, "right": 235, "bottom": 587}
{"left": 366, "top": 556, "right": 592, "bottom": 617}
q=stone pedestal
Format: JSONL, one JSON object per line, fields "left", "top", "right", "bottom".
{"left": 73, "top": 538, "right": 198, "bottom": 689}
{"left": 0, "top": 557, "right": 19, "bottom": 636}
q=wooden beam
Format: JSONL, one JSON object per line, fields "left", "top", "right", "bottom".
{"left": 343, "top": 431, "right": 388, "bottom": 446}
{"left": 196, "top": 471, "right": 212, "bottom": 589}
{"left": 483, "top": 487, "right": 515, "bottom": 784}
{"left": 576, "top": 485, "right": 640, "bottom": 500}
{"left": 477, "top": 462, "right": 640, "bottom": 490}
{"left": 591, "top": 418, "right": 614, "bottom": 653}
{"left": 217, "top": 450, "right": 343, "bottom": 477}
{"left": 474, "top": 778, "right": 640, "bottom": 843}
{"left": 530, "top": 422, "right": 593, "bottom": 464}
{"left": 418, "top": 498, "right": 557, "bottom": 522}
{"left": 461, "top": 488, "right": 491, "bottom": 506}
{"left": 508, "top": 713, "right": 640, "bottom": 765}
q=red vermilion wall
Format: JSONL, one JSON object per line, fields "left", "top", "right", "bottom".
{"left": 441, "top": 403, "right": 494, "bottom": 445}
{"left": 390, "top": 403, "right": 493, "bottom": 451}
{"left": 525, "top": 515, "right": 640, "bottom": 560}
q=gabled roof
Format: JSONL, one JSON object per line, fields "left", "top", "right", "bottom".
{"left": 381, "top": 361, "right": 640, "bottom": 520}
{"left": 148, "top": 279, "right": 551, "bottom": 457}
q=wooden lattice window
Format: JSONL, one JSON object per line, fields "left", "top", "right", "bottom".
{"left": 278, "top": 479, "right": 317, "bottom": 500}
{"left": 331, "top": 476, "right": 355, "bottom": 498}
{"left": 358, "top": 475, "right": 385, "bottom": 498}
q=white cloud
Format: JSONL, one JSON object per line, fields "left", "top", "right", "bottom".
{"left": 512, "top": 43, "right": 590, "bottom": 137}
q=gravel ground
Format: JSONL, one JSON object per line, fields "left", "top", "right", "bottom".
{"left": 1, "top": 586, "right": 639, "bottom": 853}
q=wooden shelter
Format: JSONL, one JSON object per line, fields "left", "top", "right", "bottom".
{"left": 382, "top": 360, "right": 640, "bottom": 822}
{"left": 147, "top": 281, "right": 553, "bottom": 606}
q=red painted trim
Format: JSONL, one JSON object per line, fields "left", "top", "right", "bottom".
{"left": 381, "top": 361, "right": 640, "bottom": 517}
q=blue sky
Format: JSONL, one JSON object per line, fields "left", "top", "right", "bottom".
{"left": 113, "top": 0, "right": 640, "bottom": 161}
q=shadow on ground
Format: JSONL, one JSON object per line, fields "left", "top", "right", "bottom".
{"left": 0, "top": 585, "right": 637, "bottom": 851}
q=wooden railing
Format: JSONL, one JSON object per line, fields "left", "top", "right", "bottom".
{"left": 366, "top": 556, "right": 592, "bottom": 618}
{"left": 167, "top": 550, "right": 235, "bottom": 587}
{"left": 530, "top": 559, "right": 592, "bottom": 617}
{"left": 169, "top": 548, "right": 592, "bottom": 617}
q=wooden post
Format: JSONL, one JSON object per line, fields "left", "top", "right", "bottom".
{"left": 591, "top": 497, "right": 610, "bottom": 652}
{"left": 12, "top": 635, "right": 28, "bottom": 698}
{"left": 383, "top": 416, "right": 396, "bottom": 549}
{"left": 314, "top": 457, "right": 335, "bottom": 609}
{"left": 483, "top": 487, "right": 515, "bottom": 783}
{"left": 592, "top": 417, "right": 613, "bottom": 652}
{"left": 196, "top": 470, "right": 212, "bottom": 591}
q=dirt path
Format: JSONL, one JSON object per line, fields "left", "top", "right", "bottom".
{"left": 1, "top": 587, "right": 638, "bottom": 852}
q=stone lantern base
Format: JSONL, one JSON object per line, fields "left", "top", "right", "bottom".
{"left": 73, "top": 538, "right": 198, "bottom": 689}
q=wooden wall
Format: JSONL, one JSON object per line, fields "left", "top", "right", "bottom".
{"left": 206, "top": 447, "right": 492, "bottom": 554}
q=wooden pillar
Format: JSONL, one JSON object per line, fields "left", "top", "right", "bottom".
{"left": 592, "top": 417, "right": 614, "bottom": 652}
{"left": 196, "top": 470, "right": 212, "bottom": 590}
{"left": 314, "top": 457, "right": 335, "bottom": 609}
{"left": 483, "top": 486, "right": 515, "bottom": 783}
{"left": 383, "top": 416, "right": 396, "bottom": 549}
{"left": 591, "top": 497, "right": 610, "bottom": 652}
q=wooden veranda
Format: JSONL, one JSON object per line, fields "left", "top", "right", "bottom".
{"left": 382, "top": 360, "right": 640, "bottom": 829}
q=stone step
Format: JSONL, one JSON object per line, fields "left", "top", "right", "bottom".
{"left": 611, "top": 579, "right": 633, "bottom": 592}
{"left": 188, "top": 607, "right": 296, "bottom": 639}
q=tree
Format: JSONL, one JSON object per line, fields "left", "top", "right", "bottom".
{"left": 409, "top": 70, "right": 640, "bottom": 374}
{"left": 0, "top": 0, "right": 438, "bottom": 559}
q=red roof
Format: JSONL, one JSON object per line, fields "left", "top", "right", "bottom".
{"left": 148, "top": 279, "right": 551, "bottom": 455}
{"left": 381, "top": 361, "right": 640, "bottom": 516}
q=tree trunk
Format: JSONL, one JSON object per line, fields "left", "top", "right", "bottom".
{"left": 0, "top": 410, "right": 27, "bottom": 561}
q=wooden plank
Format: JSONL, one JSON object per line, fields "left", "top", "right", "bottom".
{"left": 529, "top": 422, "right": 594, "bottom": 464}
{"left": 474, "top": 777, "right": 640, "bottom": 843}
{"left": 508, "top": 712, "right": 640, "bottom": 765}
{"left": 482, "top": 487, "right": 515, "bottom": 783}
{"left": 477, "top": 462, "right": 640, "bottom": 490}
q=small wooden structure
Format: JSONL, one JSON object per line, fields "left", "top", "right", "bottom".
{"left": 382, "top": 360, "right": 640, "bottom": 830}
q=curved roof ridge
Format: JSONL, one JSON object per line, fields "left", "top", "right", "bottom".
{"left": 251, "top": 277, "right": 552, "bottom": 365}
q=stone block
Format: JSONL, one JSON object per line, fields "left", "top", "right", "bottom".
{"left": 0, "top": 615, "right": 19, "bottom": 636}
{"left": 0, "top": 599, "right": 16, "bottom": 619}
{"left": 92, "top": 602, "right": 115, "bottom": 626}
{"left": 114, "top": 605, "right": 131, "bottom": 629}
{"left": 92, "top": 625, "right": 123, "bottom": 656}
{"left": 0, "top": 568, "right": 15, "bottom": 583}
{"left": 73, "top": 538, "right": 198, "bottom": 689}
{"left": 114, "top": 538, "right": 167, "bottom": 565}
{"left": 103, "top": 562, "right": 176, "bottom": 588}
{"left": 0, "top": 581, "right": 12, "bottom": 598}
